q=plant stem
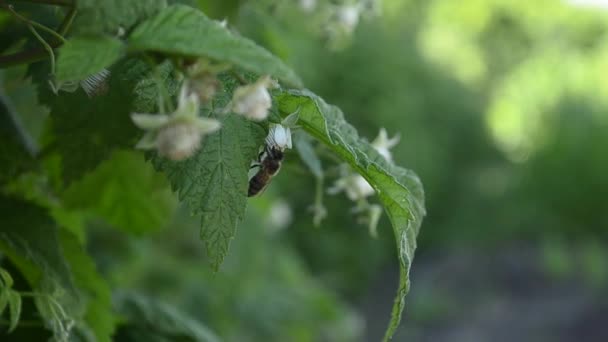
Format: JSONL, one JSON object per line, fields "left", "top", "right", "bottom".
{"left": 3, "top": 4, "right": 67, "bottom": 43}
{"left": 0, "top": 2, "right": 76, "bottom": 67}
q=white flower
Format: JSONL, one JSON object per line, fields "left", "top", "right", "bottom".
{"left": 371, "top": 128, "right": 400, "bottom": 162}
{"left": 328, "top": 172, "right": 374, "bottom": 201}
{"left": 336, "top": 5, "right": 361, "bottom": 33}
{"left": 131, "top": 84, "right": 221, "bottom": 160}
{"left": 231, "top": 76, "right": 275, "bottom": 121}
{"left": 267, "top": 124, "right": 292, "bottom": 150}
{"left": 299, "top": 0, "right": 317, "bottom": 12}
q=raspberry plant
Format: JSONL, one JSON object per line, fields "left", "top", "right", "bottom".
{"left": 0, "top": 1, "right": 425, "bottom": 341}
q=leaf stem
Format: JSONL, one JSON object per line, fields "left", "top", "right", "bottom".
{"left": 0, "top": 2, "right": 76, "bottom": 68}
{"left": 4, "top": 4, "right": 67, "bottom": 43}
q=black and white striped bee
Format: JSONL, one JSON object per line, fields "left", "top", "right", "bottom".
{"left": 248, "top": 124, "right": 292, "bottom": 197}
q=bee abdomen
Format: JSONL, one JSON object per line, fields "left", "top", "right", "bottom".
{"left": 248, "top": 174, "right": 266, "bottom": 197}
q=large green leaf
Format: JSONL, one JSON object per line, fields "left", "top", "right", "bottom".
{"left": 62, "top": 150, "right": 177, "bottom": 235}
{"left": 151, "top": 78, "right": 265, "bottom": 270}
{"left": 275, "top": 89, "right": 426, "bottom": 341}
{"left": 71, "top": 0, "right": 168, "bottom": 35}
{"left": 56, "top": 36, "right": 125, "bottom": 83}
{"left": 128, "top": 5, "right": 302, "bottom": 87}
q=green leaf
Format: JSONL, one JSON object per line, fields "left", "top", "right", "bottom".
{"left": 151, "top": 78, "right": 265, "bottom": 270}
{"left": 0, "top": 267, "right": 14, "bottom": 289}
{"left": 114, "top": 293, "right": 220, "bottom": 342}
{"left": 56, "top": 36, "right": 125, "bottom": 83}
{"left": 275, "top": 89, "right": 426, "bottom": 341}
{"left": 62, "top": 150, "right": 177, "bottom": 235}
{"left": 71, "top": 0, "right": 168, "bottom": 36}
{"left": 0, "top": 195, "right": 82, "bottom": 337}
{"left": 6, "top": 289, "right": 22, "bottom": 332}
{"left": 60, "top": 231, "right": 116, "bottom": 342}
{"left": 128, "top": 5, "right": 302, "bottom": 87}
{"left": 0, "top": 72, "right": 36, "bottom": 185}
{"left": 48, "top": 59, "right": 146, "bottom": 184}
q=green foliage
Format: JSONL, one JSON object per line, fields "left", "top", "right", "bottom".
{"left": 151, "top": 78, "right": 266, "bottom": 269}
{"left": 62, "top": 150, "right": 177, "bottom": 235}
{"left": 276, "top": 89, "right": 425, "bottom": 341}
{"left": 46, "top": 59, "right": 144, "bottom": 184}
{"left": 114, "top": 293, "right": 220, "bottom": 342}
{"left": 128, "top": 5, "right": 302, "bottom": 87}
{"left": 71, "top": 0, "right": 168, "bottom": 35}
{"left": 56, "top": 37, "right": 125, "bottom": 83}
{"left": 1, "top": 1, "right": 431, "bottom": 341}
{"left": 0, "top": 267, "right": 22, "bottom": 333}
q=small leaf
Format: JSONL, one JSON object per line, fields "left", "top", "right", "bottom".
{"left": 0, "top": 288, "right": 8, "bottom": 316}
{"left": 56, "top": 36, "right": 125, "bottom": 83}
{"left": 7, "top": 289, "right": 22, "bottom": 332}
{"left": 276, "top": 89, "right": 425, "bottom": 341}
{"left": 128, "top": 5, "right": 302, "bottom": 87}
{"left": 0, "top": 267, "right": 14, "bottom": 289}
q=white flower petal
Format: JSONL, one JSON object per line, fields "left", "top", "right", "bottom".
{"left": 135, "top": 132, "right": 158, "bottom": 150}
{"left": 131, "top": 113, "right": 171, "bottom": 130}
{"left": 194, "top": 117, "right": 221, "bottom": 134}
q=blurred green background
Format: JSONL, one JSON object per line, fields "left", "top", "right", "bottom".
{"left": 3, "top": 0, "right": 608, "bottom": 341}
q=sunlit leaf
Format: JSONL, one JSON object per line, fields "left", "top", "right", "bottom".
{"left": 128, "top": 5, "right": 302, "bottom": 87}
{"left": 276, "top": 89, "right": 426, "bottom": 341}
{"left": 56, "top": 36, "right": 125, "bottom": 83}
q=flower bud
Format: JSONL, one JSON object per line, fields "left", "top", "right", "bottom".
{"left": 231, "top": 76, "right": 274, "bottom": 121}
{"left": 156, "top": 122, "right": 202, "bottom": 161}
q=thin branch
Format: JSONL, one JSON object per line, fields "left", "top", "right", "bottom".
{"left": 0, "top": 1, "right": 75, "bottom": 67}
{"left": 3, "top": 4, "right": 67, "bottom": 43}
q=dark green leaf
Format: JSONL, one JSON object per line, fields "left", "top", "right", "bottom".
{"left": 7, "top": 289, "right": 22, "bottom": 332}
{"left": 0, "top": 72, "right": 36, "bottom": 185}
{"left": 275, "top": 89, "right": 426, "bottom": 341}
{"left": 56, "top": 36, "right": 125, "bottom": 83}
{"left": 71, "top": 0, "right": 168, "bottom": 36}
{"left": 114, "top": 293, "right": 220, "bottom": 342}
{"left": 62, "top": 150, "right": 177, "bottom": 235}
{"left": 60, "top": 231, "right": 116, "bottom": 342}
{"left": 151, "top": 78, "right": 265, "bottom": 270}
{"left": 48, "top": 59, "right": 146, "bottom": 184}
{"left": 128, "top": 5, "right": 302, "bottom": 87}
{"left": 0, "top": 195, "right": 82, "bottom": 337}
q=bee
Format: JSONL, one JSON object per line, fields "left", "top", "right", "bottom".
{"left": 248, "top": 144, "right": 284, "bottom": 197}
